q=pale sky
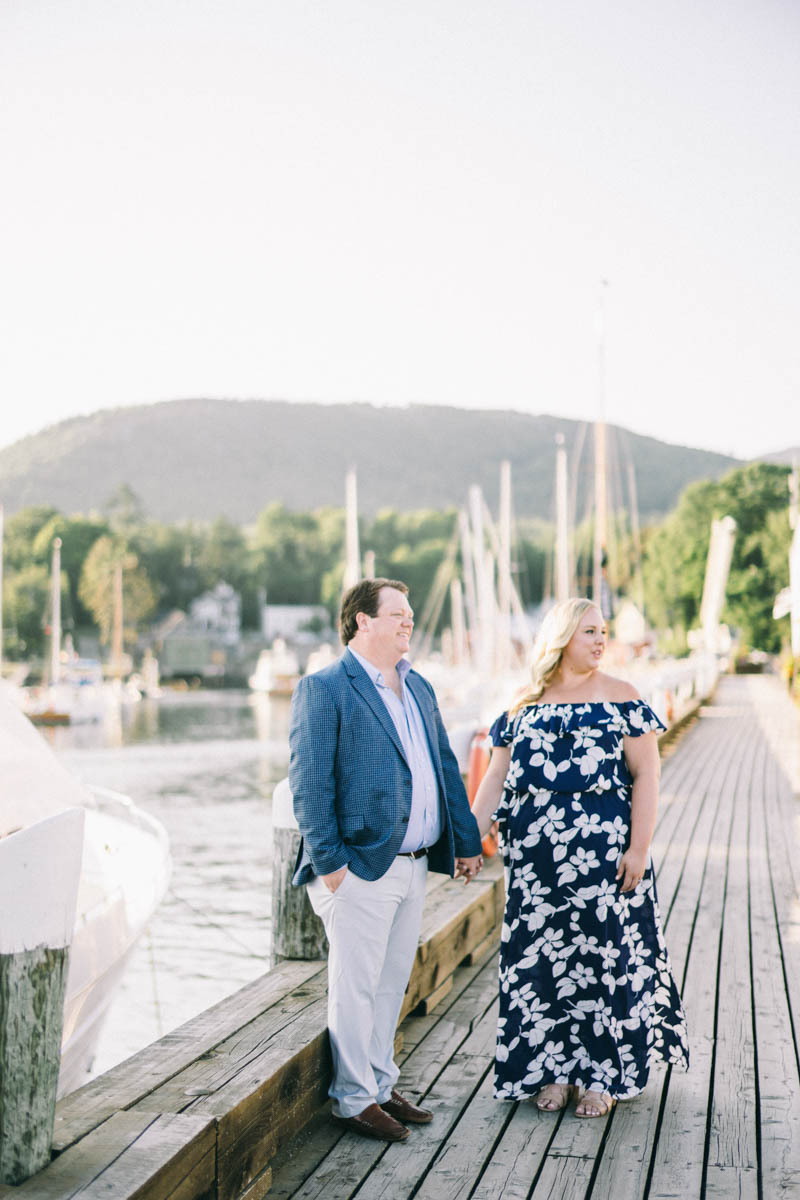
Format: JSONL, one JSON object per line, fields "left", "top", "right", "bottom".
{"left": 2, "top": 0, "right": 798, "bottom": 459}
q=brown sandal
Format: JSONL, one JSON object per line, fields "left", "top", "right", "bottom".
{"left": 535, "top": 1083, "right": 573, "bottom": 1111}
{"left": 575, "top": 1089, "right": 615, "bottom": 1118}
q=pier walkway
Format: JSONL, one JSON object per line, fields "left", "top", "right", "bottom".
{"left": 270, "top": 674, "right": 800, "bottom": 1200}
{"left": 2, "top": 673, "right": 799, "bottom": 1199}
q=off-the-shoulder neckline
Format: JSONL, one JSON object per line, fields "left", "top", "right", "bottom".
{"left": 523, "top": 698, "right": 647, "bottom": 709}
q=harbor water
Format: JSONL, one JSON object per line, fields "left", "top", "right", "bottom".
{"left": 45, "top": 689, "right": 290, "bottom": 1085}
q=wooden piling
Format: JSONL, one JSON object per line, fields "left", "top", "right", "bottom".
{"left": 0, "top": 808, "right": 84, "bottom": 1185}
{"left": 270, "top": 779, "right": 327, "bottom": 964}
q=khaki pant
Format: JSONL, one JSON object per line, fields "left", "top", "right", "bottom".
{"left": 307, "top": 854, "right": 428, "bottom": 1118}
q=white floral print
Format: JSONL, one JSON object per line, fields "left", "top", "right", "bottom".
{"left": 490, "top": 701, "right": 690, "bottom": 1102}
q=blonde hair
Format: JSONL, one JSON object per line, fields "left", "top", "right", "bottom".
{"left": 509, "top": 597, "right": 601, "bottom": 716}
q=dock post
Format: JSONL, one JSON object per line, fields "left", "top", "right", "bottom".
{"left": 0, "top": 808, "right": 84, "bottom": 1185}
{"left": 271, "top": 778, "right": 327, "bottom": 965}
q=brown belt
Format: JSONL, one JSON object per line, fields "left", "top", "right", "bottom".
{"left": 397, "top": 848, "right": 428, "bottom": 860}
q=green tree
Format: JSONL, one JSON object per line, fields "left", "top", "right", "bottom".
{"left": 31, "top": 514, "right": 110, "bottom": 629}
{"left": 78, "top": 536, "right": 157, "bottom": 646}
{"left": 2, "top": 563, "right": 52, "bottom": 658}
{"left": 103, "top": 483, "right": 146, "bottom": 535}
{"left": 2, "top": 506, "right": 60, "bottom": 570}
{"left": 642, "top": 462, "right": 792, "bottom": 653}
{"left": 195, "top": 517, "right": 260, "bottom": 626}
{"left": 135, "top": 521, "right": 205, "bottom": 614}
{"left": 252, "top": 504, "right": 344, "bottom": 605}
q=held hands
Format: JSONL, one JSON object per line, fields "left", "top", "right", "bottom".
{"left": 454, "top": 854, "right": 483, "bottom": 885}
{"left": 616, "top": 848, "right": 648, "bottom": 893}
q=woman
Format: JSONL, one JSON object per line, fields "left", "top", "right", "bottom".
{"left": 471, "top": 598, "right": 689, "bottom": 1117}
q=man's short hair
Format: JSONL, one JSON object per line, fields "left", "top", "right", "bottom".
{"left": 339, "top": 578, "right": 409, "bottom": 645}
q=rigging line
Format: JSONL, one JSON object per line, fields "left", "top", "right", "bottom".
{"left": 410, "top": 521, "right": 460, "bottom": 660}
{"left": 166, "top": 885, "right": 266, "bottom": 957}
{"left": 576, "top": 426, "right": 596, "bottom": 596}
{"left": 605, "top": 422, "right": 622, "bottom": 588}
{"left": 569, "top": 420, "right": 589, "bottom": 536}
{"left": 619, "top": 428, "right": 646, "bottom": 614}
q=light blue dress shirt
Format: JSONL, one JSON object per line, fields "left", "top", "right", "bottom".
{"left": 349, "top": 649, "right": 442, "bottom": 853}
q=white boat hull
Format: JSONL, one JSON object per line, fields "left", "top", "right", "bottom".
{"left": 0, "top": 683, "right": 171, "bottom": 1098}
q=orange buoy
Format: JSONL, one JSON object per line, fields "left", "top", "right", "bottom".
{"left": 466, "top": 729, "right": 499, "bottom": 857}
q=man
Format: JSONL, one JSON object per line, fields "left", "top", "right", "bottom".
{"left": 289, "top": 578, "right": 484, "bottom": 1142}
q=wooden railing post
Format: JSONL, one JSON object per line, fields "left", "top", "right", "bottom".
{"left": 271, "top": 779, "right": 326, "bottom": 965}
{"left": 0, "top": 808, "right": 84, "bottom": 1185}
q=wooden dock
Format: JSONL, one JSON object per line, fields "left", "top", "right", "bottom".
{"left": 3, "top": 673, "right": 800, "bottom": 1199}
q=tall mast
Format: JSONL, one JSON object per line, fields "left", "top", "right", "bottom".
{"left": 592, "top": 279, "right": 609, "bottom": 609}
{"left": 343, "top": 468, "right": 361, "bottom": 590}
{"left": 789, "top": 461, "right": 799, "bottom": 673}
{"left": 449, "top": 578, "right": 467, "bottom": 668}
{"left": 496, "top": 461, "right": 512, "bottom": 674}
{"left": 555, "top": 435, "right": 570, "bottom": 602}
{"left": 111, "top": 561, "right": 124, "bottom": 679}
{"left": 0, "top": 504, "right": 4, "bottom": 675}
{"left": 469, "top": 485, "right": 494, "bottom": 677}
{"left": 458, "top": 508, "right": 478, "bottom": 664}
{"left": 50, "top": 537, "right": 62, "bottom": 686}
{"left": 626, "top": 458, "right": 645, "bottom": 614}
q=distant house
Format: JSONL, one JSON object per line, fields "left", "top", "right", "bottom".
{"left": 189, "top": 583, "right": 241, "bottom": 645}
{"left": 153, "top": 582, "right": 242, "bottom": 680}
{"left": 260, "top": 603, "right": 331, "bottom": 642}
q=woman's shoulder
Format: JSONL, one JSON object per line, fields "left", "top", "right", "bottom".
{"left": 536, "top": 673, "right": 641, "bottom": 706}
{"left": 597, "top": 673, "right": 641, "bottom": 704}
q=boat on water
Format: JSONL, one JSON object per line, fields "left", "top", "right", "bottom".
{"left": 248, "top": 638, "right": 302, "bottom": 696}
{"left": 0, "top": 681, "right": 172, "bottom": 1096}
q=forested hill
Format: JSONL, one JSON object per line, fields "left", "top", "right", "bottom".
{"left": 0, "top": 398, "right": 741, "bottom": 523}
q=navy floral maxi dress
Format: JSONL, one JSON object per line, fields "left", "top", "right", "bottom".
{"left": 489, "top": 700, "right": 689, "bottom": 1100}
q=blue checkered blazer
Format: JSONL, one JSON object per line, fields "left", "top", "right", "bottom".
{"left": 288, "top": 648, "right": 482, "bottom": 885}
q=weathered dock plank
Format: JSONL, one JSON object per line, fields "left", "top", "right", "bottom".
{"left": 748, "top": 679, "right": 800, "bottom": 1196}
{"left": 53, "top": 959, "right": 327, "bottom": 1153}
{"left": 467, "top": 1102, "right": 557, "bottom": 1200}
{"left": 267, "top": 941, "right": 501, "bottom": 1200}
{"left": 576, "top": 703, "right": 741, "bottom": 1198}
{"left": 347, "top": 1009, "right": 498, "bottom": 1200}
{"left": 590, "top": 710, "right": 740, "bottom": 1200}
{"left": 409, "top": 1072, "right": 511, "bottom": 1200}
{"left": 0, "top": 1111, "right": 215, "bottom": 1200}
{"left": 648, "top": 705, "right": 754, "bottom": 1200}
{"left": 704, "top": 707, "right": 759, "bottom": 1194}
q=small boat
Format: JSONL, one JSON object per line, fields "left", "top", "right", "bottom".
{"left": 0, "top": 682, "right": 171, "bottom": 1096}
{"left": 248, "top": 639, "right": 301, "bottom": 696}
{"left": 303, "top": 643, "right": 338, "bottom": 676}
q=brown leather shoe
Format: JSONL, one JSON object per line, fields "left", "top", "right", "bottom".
{"left": 333, "top": 1102, "right": 410, "bottom": 1142}
{"left": 381, "top": 1090, "right": 433, "bottom": 1124}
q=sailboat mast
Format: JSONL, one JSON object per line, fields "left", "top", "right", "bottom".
{"left": 790, "top": 462, "right": 800, "bottom": 670}
{"left": 50, "top": 538, "right": 62, "bottom": 686}
{"left": 626, "top": 459, "right": 645, "bottom": 614}
{"left": 469, "top": 485, "right": 495, "bottom": 677}
{"left": 593, "top": 280, "right": 609, "bottom": 609}
{"left": 555, "top": 435, "right": 570, "bottom": 602}
{"left": 450, "top": 578, "right": 467, "bottom": 667}
{"left": 112, "top": 562, "right": 124, "bottom": 680}
{"left": 0, "top": 504, "right": 4, "bottom": 675}
{"left": 458, "top": 508, "right": 478, "bottom": 665}
{"left": 497, "top": 461, "right": 512, "bottom": 674}
{"left": 343, "top": 469, "right": 361, "bottom": 590}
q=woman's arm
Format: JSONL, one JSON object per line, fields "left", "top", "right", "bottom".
{"left": 618, "top": 731, "right": 660, "bottom": 892}
{"left": 470, "top": 746, "right": 511, "bottom": 838}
